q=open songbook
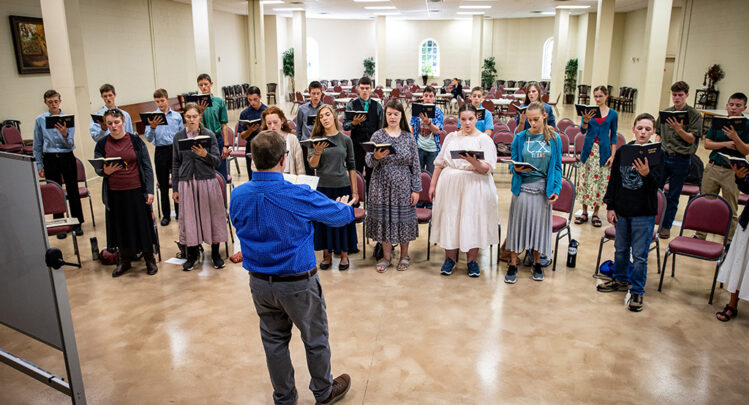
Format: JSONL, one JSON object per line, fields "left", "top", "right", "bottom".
{"left": 617, "top": 142, "right": 662, "bottom": 167}
{"left": 344, "top": 111, "right": 368, "bottom": 121}
{"left": 300, "top": 137, "right": 336, "bottom": 149}
{"left": 503, "top": 160, "right": 540, "bottom": 171}
{"left": 575, "top": 104, "right": 602, "bottom": 119}
{"left": 658, "top": 110, "right": 688, "bottom": 126}
{"left": 139, "top": 112, "right": 167, "bottom": 126}
{"left": 45, "top": 115, "right": 75, "bottom": 129}
{"left": 282, "top": 173, "right": 320, "bottom": 190}
{"left": 450, "top": 150, "right": 485, "bottom": 160}
{"left": 88, "top": 157, "right": 126, "bottom": 171}
{"left": 185, "top": 94, "right": 213, "bottom": 107}
{"left": 711, "top": 116, "right": 747, "bottom": 132}
{"left": 178, "top": 136, "right": 212, "bottom": 151}
{"left": 412, "top": 103, "right": 436, "bottom": 119}
{"left": 717, "top": 152, "right": 749, "bottom": 169}
{"left": 361, "top": 142, "right": 396, "bottom": 154}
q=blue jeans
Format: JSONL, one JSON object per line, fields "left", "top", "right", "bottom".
{"left": 660, "top": 154, "right": 691, "bottom": 230}
{"left": 614, "top": 215, "right": 655, "bottom": 295}
{"left": 418, "top": 148, "right": 437, "bottom": 174}
{"left": 216, "top": 135, "right": 228, "bottom": 181}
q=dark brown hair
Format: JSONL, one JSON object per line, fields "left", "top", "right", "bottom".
{"left": 43, "top": 89, "right": 60, "bottom": 100}
{"left": 670, "top": 81, "right": 689, "bottom": 94}
{"left": 99, "top": 83, "right": 115, "bottom": 95}
{"left": 103, "top": 108, "right": 125, "bottom": 121}
{"left": 261, "top": 106, "right": 292, "bottom": 133}
{"left": 633, "top": 113, "right": 655, "bottom": 127}
{"left": 358, "top": 77, "right": 372, "bottom": 87}
{"left": 197, "top": 73, "right": 212, "bottom": 83}
{"left": 729, "top": 92, "right": 747, "bottom": 104}
{"left": 423, "top": 86, "right": 436, "bottom": 94}
{"left": 593, "top": 85, "right": 609, "bottom": 96}
{"left": 382, "top": 100, "right": 410, "bottom": 132}
{"left": 251, "top": 130, "right": 287, "bottom": 170}
{"left": 471, "top": 86, "right": 484, "bottom": 95}
{"left": 311, "top": 104, "right": 340, "bottom": 138}
{"left": 153, "top": 88, "right": 169, "bottom": 99}
{"left": 458, "top": 103, "right": 478, "bottom": 117}
{"left": 523, "top": 82, "right": 544, "bottom": 105}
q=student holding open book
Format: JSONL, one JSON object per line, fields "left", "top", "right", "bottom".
{"left": 429, "top": 104, "right": 498, "bottom": 278}
{"left": 365, "top": 100, "right": 422, "bottom": 273}
{"left": 575, "top": 85, "right": 619, "bottom": 228}
{"left": 308, "top": 105, "right": 359, "bottom": 270}
{"left": 237, "top": 86, "right": 267, "bottom": 180}
{"left": 409, "top": 85, "right": 444, "bottom": 174}
{"left": 598, "top": 113, "right": 664, "bottom": 312}
{"left": 33, "top": 89, "right": 84, "bottom": 238}
{"left": 196, "top": 73, "right": 231, "bottom": 181}
{"left": 504, "top": 102, "right": 562, "bottom": 284}
{"left": 458, "top": 87, "right": 494, "bottom": 136}
{"left": 171, "top": 102, "right": 228, "bottom": 271}
{"left": 654, "top": 81, "right": 703, "bottom": 239}
{"left": 262, "top": 106, "right": 305, "bottom": 176}
{"left": 90, "top": 83, "right": 133, "bottom": 142}
{"left": 343, "top": 76, "right": 383, "bottom": 189}
{"left": 295, "top": 81, "right": 324, "bottom": 175}
{"left": 694, "top": 92, "right": 749, "bottom": 244}
{"left": 93, "top": 109, "right": 157, "bottom": 277}
{"left": 515, "top": 82, "right": 556, "bottom": 132}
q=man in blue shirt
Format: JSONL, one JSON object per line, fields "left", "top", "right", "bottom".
{"left": 237, "top": 86, "right": 267, "bottom": 180}
{"left": 230, "top": 130, "right": 353, "bottom": 405}
{"left": 90, "top": 83, "right": 133, "bottom": 142}
{"left": 145, "top": 88, "right": 184, "bottom": 226}
{"left": 410, "top": 85, "right": 444, "bottom": 174}
{"left": 33, "top": 89, "right": 83, "bottom": 238}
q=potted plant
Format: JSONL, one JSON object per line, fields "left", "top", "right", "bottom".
{"left": 421, "top": 64, "right": 432, "bottom": 86}
{"left": 282, "top": 48, "right": 294, "bottom": 100}
{"left": 564, "top": 58, "right": 578, "bottom": 104}
{"left": 363, "top": 57, "right": 375, "bottom": 78}
{"left": 704, "top": 64, "right": 725, "bottom": 90}
{"left": 481, "top": 57, "right": 498, "bottom": 90}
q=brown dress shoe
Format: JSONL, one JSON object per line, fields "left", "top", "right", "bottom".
{"left": 658, "top": 228, "right": 670, "bottom": 239}
{"left": 317, "top": 373, "right": 351, "bottom": 405}
{"left": 112, "top": 259, "right": 132, "bottom": 278}
{"left": 144, "top": 252, "right": 158, "bottom": 275}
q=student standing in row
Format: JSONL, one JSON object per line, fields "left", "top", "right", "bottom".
{"left": 145, "top": 88, "right": 184, "bottom": 226}
{"left": 458, "top": 87, "right": 494, "bottom": 136}
{"left": 504, "top": 102, "right": 562, "bottom": 283}
{"left": 172, "top": 103, "right": 228, "bottom": 271}
{"left": 598, "top": 113, "right": 664, "bottom": 312}
{"left": 237, "top": 86, "right": 267, "bottom": 180}
{"left": 410, "top": 85, "right": 444, "bottom": 174}
{"left": 309, "top": 105, "right": 359, "bottom": 270}
{"left": 430, "top": 104, "right": 498, "bottom": 278}
{"left": 196, "top": 73, "right": 231, "bottom": 181}
{"left": 655, "top": 81, "right": 703, "bottom": 239}
{"left": 575, "top": 86, "right": 618, "bottom": 228}
{"left": 366, "top": 100, "right": 422, "bottom": 273}
{"left": 261, "top": 106, "right": 305, "bottom": 176}
{"left": 90, "top": 83, "right": 133, "bottom": 142}
{"left": 94, "top": 109, "right": 157, "bottom": 277}
{"left": 33, "top": 89, "right": 84, "bottom": 237}
{"left": 343, "top": 76, "right": 382, "bottom": 188}
{"left": 694, "top": 92, "right": 749, "bottom": 244}
{"left": 295, "top": 81, "right": 324, "bottom": 175}
{"left": 516, "top": 81, "right": 557, "bottom": 132}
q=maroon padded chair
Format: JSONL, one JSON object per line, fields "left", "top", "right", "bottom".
{"left": 558, "top": 132, "right": 576, "bottom": 179}
{"left": 594, "top": 189, "right": 666, "bottom": 277}
{"left": 551, "top": 177, "right": 575, "bottom": 271}
{"left": 416, "top": 172, "right": 433, "bottom": 260}
{"left": 507, "top": 118, "right": 517, "bottom": 133}
{"left": 229, "top": 122, "right": 247, "bottom": 176}
{"left": 556, "top": 118, "right": 576, "bottom": 134}
{"left": 493, "top": 131, "right": 514, "bottom": 164}
{"left": 40, "top": 180, "right": 81, "bottom": 266}
{"left": 354, "top": 171, "right": 367, "bottom": 258}
{"left": 657, "top": 193, "right": 732, "bottom": 304}
{"left": 616, "top": 132, "right": 627, "bottom": 148}
{"left": 482, "top": 100, "right": 495, "bottom": 113}
{"left": 215, "top": 173, "right": 234, "bottom": 257}
{"left": 0, "top": 125, "right": 26, "bottom": 153}
{"left": 75, "top": 158, "right": 95, "bottom": 227}
{"left": 740, "top": 193, "right": 748, "bottom": 205}
{"left": 663, "top": 182, "right": 700, "bottom": 198}
{"left": 443, "top": 123, "right": 459, "bottom": 135}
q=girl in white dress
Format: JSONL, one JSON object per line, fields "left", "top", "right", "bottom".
{"left": 429, "top": 104, "right": 499, "bottom": 277}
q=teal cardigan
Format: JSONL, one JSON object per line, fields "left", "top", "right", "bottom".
{"left": 510, "top": 129, "right": 563, "bottom": 198}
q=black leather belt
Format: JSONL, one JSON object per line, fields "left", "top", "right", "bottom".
{"left": 251, "top": 268, "right": 317, "bottom": 282}
{"left": 665, "top": 151, "right": 690, "bottom": 158}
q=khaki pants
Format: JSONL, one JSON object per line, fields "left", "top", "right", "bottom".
{"left": 695, "top": 162, "right": 739, "bottom": 242}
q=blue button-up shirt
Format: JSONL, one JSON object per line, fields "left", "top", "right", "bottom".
{"left": 229, "top": 171, "right": 354, "bottom": 275}
{"left": 90, "top": 106, "right": 133, "bottom": 142}
{"left": 33, "top": 111, "right": 75, "bottom": 170}
{"left": 458, "top": 106, "right": 494, "bottom": 133}
{"left": 237, "top": 103, "right": 267, "bottom": 140}
{"left": 410, "top": 106, "right": 444, "bottom": 152}
{"left": 144, "top": 109, "right": 184, "bottom": 146}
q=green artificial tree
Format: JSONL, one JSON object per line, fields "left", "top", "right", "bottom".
{"left": 481, "top": 57, "right": 498, "bottom": 90}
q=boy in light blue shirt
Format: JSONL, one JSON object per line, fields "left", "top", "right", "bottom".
{"left": 90, "top": 83, "right": 133, "bottom": 141}
{"left": 409, "top": 85, "right": 443, "bottom": 174}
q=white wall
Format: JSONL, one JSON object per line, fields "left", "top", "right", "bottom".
{"left": 490, "top": 17, "right": 556, "bottom": 82}
{"left": 214, "top": 10, "right": 249, "bottom": 87}
{"left": 306, "top": 18, "right": 376, "bottom": 81}
{"left": 149, "top": 0, "right": 198, "bottom": 95}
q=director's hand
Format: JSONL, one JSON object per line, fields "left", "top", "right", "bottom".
{"left": 335, "top": 195, "right": 355, "bottom": 206}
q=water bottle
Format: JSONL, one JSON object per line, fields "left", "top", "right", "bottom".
{"left": 566, "top": 239, "right": 578, "bottom": 268}
{"left": 90, "top": 237, "right": 99, "bottom": 261}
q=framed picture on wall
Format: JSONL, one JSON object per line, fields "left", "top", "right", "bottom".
{"left": 9, "top": 15, "right": 50, "bottom": 75}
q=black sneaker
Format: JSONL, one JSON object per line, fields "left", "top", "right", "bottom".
{"left": 532, "top": 263, "right": 544, "bottom": 281}
{"left": 212, "top": 252, "right": 225, "bottom": 269}
{"left": 627, "top": 292, "right": 644, "bottom": 312}
{"left": 73, "top": 226, "right": 83, "bottom": 236}
{"left": 597, "top": 279, "right": 631, "bottom": 293}
{"left": 160, "top": 217, "right": 170, "bottom": 226}
{"left": 183, "top": 257, "right": 197, "bottom": 271}
{"left": 504, "top": 265, "right": 518, "bottom": 284}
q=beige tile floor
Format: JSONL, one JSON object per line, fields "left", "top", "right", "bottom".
{"left": 2, "top": 103, "right": 749, "bottom": 404}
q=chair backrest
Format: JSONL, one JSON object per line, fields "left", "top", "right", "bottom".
{"left": 334, "top": 85, "right": 342, "bottom": 92}
{"left": 552, "top": 177, "right": 575, "bottom": 217}
{"left": 390, "top": 88, "right": 400, "bottom": 98}
{"left": 565, "top": 125, "right": 581, "bottom": 142}
{"left": 323, "top": 94, "right": 335, "bottom": 105}
{"left": 655, "top": 189, "right": 666, "bottom": 231}
{"left": 235, "top": 122, "right": 247, "bottom": 148}
{"left": 680, "top": 193, "right": 732, "bottom": 237}
{"left": 507, "top": 119, "right": 517, "bottom": 132}
{"left": 75, "top": 158, "right": 86, "bottom": 183}
{"left": 443, "top": 123, "right": 458, "bottom": 134}
{"left": 439, "top": 130, "right": 448, "bottom": 146}
{"left": 573, "top": 132, "right": 585, "bottom": 155}
{"left": 557, "top": 118, "right": 575, "bottom": 133}
{"left": 215, "top": 173, "right": 227, "bottom": 206}
{"left": 419, "top": 171, "right": 432, "bottom": 203}
{"left": 295, "top": 92, "right": 304, "bottom": 102}
{"left": 558, "top": 132, "right": 570, "bottom": 154}
{"left": 616, "top": 132, "right": 627, "bottom": 147}
{"left": 355, "top": 170, "right": 366, "bottom": 204}
{"left": 267, "top": 83, "right": 277, "bottom": 93}
{"left": 493, "top": 131, "right": 514, "bottom": 146}
{"left": 40, "top": 180, "right": 68, "bottom": 216}
{"left": 1, "top": 125, "right": 23, "bottom": 145}
{"left": 481, "top": 100, "right": 495, "bottom": 112}
{"left": 542, "top": 93, "right": 550, "bottom": 103}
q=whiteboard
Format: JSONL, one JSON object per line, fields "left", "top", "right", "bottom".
{"left": 0, "top": 152, "right": 63, "bottom": 349}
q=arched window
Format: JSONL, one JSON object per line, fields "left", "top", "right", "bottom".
{"left": 541, "top": 37, "right": 553, "bottom": 80}
{"left": 419, "top": 39, "right": 440, "bottom": 77}
{"left": 307, "top": 37, "right": 319, "bottom": 81}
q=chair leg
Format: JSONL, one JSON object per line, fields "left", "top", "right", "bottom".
{"left": 671, "top": 254, "right": 676, "bottom": 277}
{"left": 72, "top": 233, "right": 81, "bottom": 266}
{"left": 658, "top": 250, "right": 669, "bottom": 291}
{"left": 362, "top": 222, "right": 366, "bottom": 259}
{"left": 553, "top": 232, "right": 560, "bottom": 271}
{"left": 655, "top": 239, "right": 661, "bottom": 274}
{"left": 709, "top": 261, "right": 722, "bottom": 304}
{"left": 595, "top": 236, "right": 605, "bottom": 276}
{"left": 427, "top": 222, "right": 432, "bottom": 261}
{"left": 156, "top": 187, "right": 162, "bottom": 220}
{"left": 88, "top": 196, "right": 96, "bottom": 227}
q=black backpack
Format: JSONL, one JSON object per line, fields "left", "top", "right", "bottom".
{"left": 685, "top": 154, "right": 704, "bottom": 186}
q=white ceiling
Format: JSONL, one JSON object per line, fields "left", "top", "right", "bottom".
{"left": 196, "top": 0, "right": 656, "bottom": 20}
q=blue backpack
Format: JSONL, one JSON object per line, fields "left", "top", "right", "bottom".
{"left": 599, "top": 260, "right": 633, "bottom": 278}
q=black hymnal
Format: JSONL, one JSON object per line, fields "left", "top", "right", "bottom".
{"left": 476, "top": 108, "right": 486, "bottom": 121}
{"left": 306, "top": 114, "right": 317, "bottom": 126}
{"left": 717, "top": 152, "right": 749, "bottom": 169}
{"left": 711, "top": 116, "right": 747, "bottom": 132}
{"left": 344, "top": 110, "right": 368, "bottom": 121}
{"left": 516, "top": 105, "right": 529, "bottom": 114}
{"left": 658, "top": 110, "right": 688, "bottom": 126}
{"left": 139, "top": 112, "right": 167, "bottom": 126}
{"left": 45, "top": 114, "right": 75, "bottom": 129}
{"left": 575, "top": 104, "right": 602, "bottom": 119}
{"left": 185, "top": 94, "right": 213, "bottom": 107}
{"left": 88, "top": 157, "right": 126, "bottom": 171}
{"left": 178, "top": 136, "right": 212, "bottom": 151}
{"left": 300, "top": 137, "right": 336, "bottom": 149}
{"left": 450, "top": 150, "right": 485, "bottom": 160}
{"left": 412, "top": 103, "right": 436, "bottom": 119}
{"left": 617, "top": 142, "right": 662, "bottom": 167}
{"left": 239, "top": 118, "right": 262, "bottom": 127}
{"left": 361, "top": 142, "right": 396, "bottom": 154}
{"left": 504, "top": 160, "right": 540, "bottom": 172}
{"left": 91, "top": 114, "right": 105, "bottom": 126}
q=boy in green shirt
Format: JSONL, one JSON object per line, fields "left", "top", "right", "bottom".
{"left": 197, "top": 73, "right": 230, "bottom": 180}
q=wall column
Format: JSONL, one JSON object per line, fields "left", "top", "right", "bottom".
{"left": 264, "top": 15, "right": 281, "bottom": 97}
{"left": 39, "top": 0, "right": 95, "bottom": 175}
{"left": 590, "top": 0, "right": 615, "bottom": 87}
{"left": 470, "top": 15, "right": 483, "bottom": 88}
{"left": 247, "top": 0, "right": 266, "bottom": 88}
{"left": 579, "top": 12, "right": 597, "bottom": 86}
{"left": 191, "top": 0, "right": 217, "bottom": 84}
{"left": 375, "top": 16, "right": 387, "bottom": 86}
{"left": 637, "top": 0, "right": 673, "bottom": 116}
{"left": 550, "top": 9, "right": 570, "bottom": 101}
{"left": 292, "top": 10, "right": 307, "bottom": 92}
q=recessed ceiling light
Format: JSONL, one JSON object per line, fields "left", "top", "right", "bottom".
{"left": 374, "top": 12, "right": 401, "bottom": 15}
{"left": 456, "top": 11, "right": 485, "bottom": 15}
{"left": 364, "top": 6, "right": 396, "bottom": 9}
{"left": 273, "top": 7, "right": 304, "bottom": 11}
{"left": 261, "top": 1, "right": 284, "bottom": 4}
{"left": 459, "top": 5, "right": 491, "bottom": 9}
{"left": 556, "top": 5, "right": 591, "bottom": 9}
{"left": 540, "top": 11, "right": 555, "bottom": 15}
{"left": 354, "top": 0, "right": 389, "bottom": 2}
